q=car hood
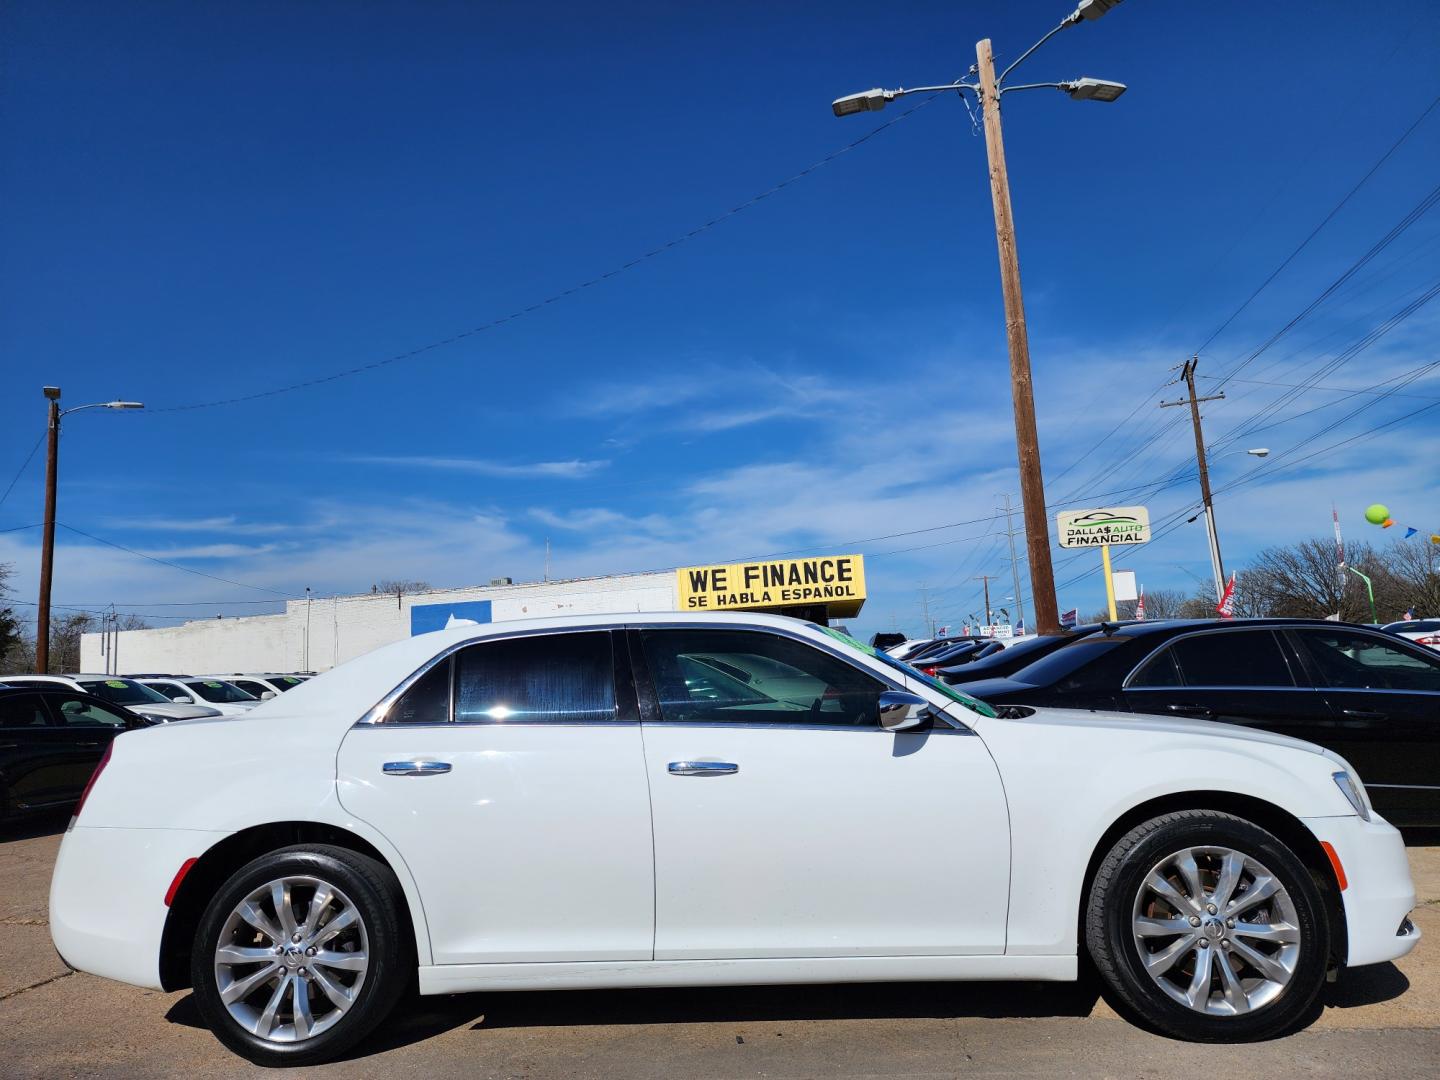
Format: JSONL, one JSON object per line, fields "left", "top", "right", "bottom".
{"left": 129, "top": 702, "right": 223, "bottom": 719}
{"left": 993, "top": 704, "right": 1330, "bottom": 758}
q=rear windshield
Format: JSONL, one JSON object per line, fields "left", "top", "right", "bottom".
{"left": 78, "top": 678, "right": 172, "bottom": 706}
{"left": 269, "top": 676, "right": 303, "bottom": 691}
{"left": 1387, "top": 620, "right": 1440, "bottom": 634}
{"left": 1008, "top": 637, "right": 1133, "bottom": 684}
{"left": 186, "top": 679, "right": 258, "bottom": 703}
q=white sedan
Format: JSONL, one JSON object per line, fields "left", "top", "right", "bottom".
{"left": 50, "top": 612, "right": 1418, "bottom": 1065}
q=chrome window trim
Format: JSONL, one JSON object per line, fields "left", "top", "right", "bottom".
{"left": 1123, "top": 685, "right": 1326, "bottom": 694}
{"left": 642, "top": 720, "right": 974, "bottom": 735}
{"left": 1313, "top": 686, "right": 1440, "bottom": 697}
{"left": 1121, "top": 626, "right": 1304, "bottom": 691}
{"left": 1366, "top": 783, "right": 1440, "bottom": 790}
{"left": 355, "top": 619, "right": 969, "bottom": 731}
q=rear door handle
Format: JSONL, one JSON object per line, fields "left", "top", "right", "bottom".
{"left": 382, "top": 760, "right": 452, "bottom": 777}
{"left": 1166, "top": 704, "right": 1213, "bottom": 718}
{"left": 668, "top": 761, "right": 739, "bottom": 776}
{"left": 1341, "top": 709, "right": 1386, "bottom": 720}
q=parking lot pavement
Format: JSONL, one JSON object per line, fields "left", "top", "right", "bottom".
{"left": 3, "top": 819, "right": 1436, "bottom": 1079}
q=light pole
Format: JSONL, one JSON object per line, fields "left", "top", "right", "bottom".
{"left": 833, "top": 0, "right": 1129, "bottom": 634}
{"left": 35, "top": 387, "right": 144, "bottom": 672}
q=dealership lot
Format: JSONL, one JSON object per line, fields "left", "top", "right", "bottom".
{"left": 2, "top": 817, "right": 1436, "bottom": 1079}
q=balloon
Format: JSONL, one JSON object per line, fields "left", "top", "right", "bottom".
{"left": 1364, "top": 503, "right": 1390, "bottom": 525}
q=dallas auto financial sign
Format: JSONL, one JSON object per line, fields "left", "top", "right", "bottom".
{"left": 1056, "top": 506, "right": 1152, "bottom": 548}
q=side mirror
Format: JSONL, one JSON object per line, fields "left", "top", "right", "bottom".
{"left": 878, "top": 690, "right": 931, "bottom": 732}
{"left": 175, "top": 695, "right": 195, "bottom": 704}
{"left": 260, "top": 691, "right": 277, "bottom": 700}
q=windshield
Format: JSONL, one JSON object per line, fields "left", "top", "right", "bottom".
{"left": 1386, "top": 620, "right": 1440, "bottom": 634}
{"left": 268, "top": 676, "right": 303, "bottom": 691}
{"left": 814, "top": 625, "right": 998, "bottom": 718}
{"left": 78, "top": 678, "right": 173, "bottom": 706}
{"left": 185, "top": 679, "right": 258, "bottom": 703}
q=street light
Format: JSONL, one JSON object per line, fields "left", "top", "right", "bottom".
{"left": 832, "top": 2, "right": 1130, "bottom": 634}
{"left": 35, "top": 387, "right": 146, "bottom": 672}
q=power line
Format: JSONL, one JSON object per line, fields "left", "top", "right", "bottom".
{"left": 55, "top": 523, "right": 295, "bottom": 597}
{"left": 147, "top": 97, "right": 940, "bottom": 414}
{"left": 0, "top": 433, "right": 45, "bottom": 514}
{"left": 1195, "top": 90, "right": 1440, "bottom": 358}
{"left": 1199, "top": 372, "right": 1440, "bottom": 401}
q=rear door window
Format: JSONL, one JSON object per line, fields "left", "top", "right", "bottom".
{"left": 1168, "top": 630, "right": 1295, "bottom": 688}
{"left": 0, "top": 693, "right": 51, "bottom": 728}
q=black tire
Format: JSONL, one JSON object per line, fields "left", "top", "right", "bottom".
{"left": 191, "top": 844, "right": 411, "bottom": 1066}
{"left": 1085, "top": 810, "right": 1330, "bottom": 1041}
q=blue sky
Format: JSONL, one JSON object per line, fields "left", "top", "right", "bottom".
{"left": 3, "top": 0, "right": 1439, "bottom": 639}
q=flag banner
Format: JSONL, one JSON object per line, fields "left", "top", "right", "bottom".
{"left": 1135, "top": 588, "right": 1146, "bottom": 621}
{"left": 1060, "top": 608, "right": 1078, "bottom": 629}
{"left": 1216, "top": 572, "right": 1237, "bottom": 619}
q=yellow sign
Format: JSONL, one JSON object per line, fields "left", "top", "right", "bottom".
{"left": 677, "top": 555, "right": 867, "bottom": 618}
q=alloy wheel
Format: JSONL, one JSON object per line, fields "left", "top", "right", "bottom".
{"left": 213, "top": 875, "right": 369, "bottom": 1042}
{"left": 1131, "top": 845, "right": 1302, "bottom": 1016}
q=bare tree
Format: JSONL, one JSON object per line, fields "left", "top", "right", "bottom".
{"left": 1382, "top": 536, "right": 1440, "bottom": 618}
{"left": 373, "top": 579, "right": 432, "bottom": 597}
{"left": 0, "top": 563, "right": 23, "bottom": 672}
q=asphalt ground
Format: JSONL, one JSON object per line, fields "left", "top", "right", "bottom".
{"left": 2, "top": 814, "right": 1436, "bottom": 1078}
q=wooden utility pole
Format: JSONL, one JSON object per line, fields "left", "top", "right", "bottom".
{"left": 35, "top": 387, "right": 61, "bottom": 674}
{"left": 974, "top": 574, "right": 995, "bottom": 626}
{"left": 1161, "top": 356, "right": 1227, "bottom": 601}
{"left": 976, "top": 39, "right": 1059, "bottom": 635}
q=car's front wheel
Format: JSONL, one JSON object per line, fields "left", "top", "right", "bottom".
{"left": 1086, "top": 810, "right": 1330, "bottom": 1040}
{"left": 191, "top": 844, "right": 410, "bottom": 1065}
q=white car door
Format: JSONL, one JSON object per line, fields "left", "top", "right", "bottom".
{"left": 336, "top": 629, "right": 654, "bottom": 965}
{"left": 630, "top": 626, "right": 1011, "bottom": 960}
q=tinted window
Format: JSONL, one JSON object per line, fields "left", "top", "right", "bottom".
{"left": 1294, "top": 629, "right": 1440, "bottom": 692}
{"left": 49, "top": 695, "right": 127, "bottom": 728}
{"left": 1129, "top": 648, "right": 1181, "bottom": 687}
{"left": 269, "top": 676, "right": 303, "bottom": 692}
{"left": 1169, "top": 630, "right": 1295, "bottom": 688}
{"left": 1009, "top": 637, "right": 1133, "bottom": 685}
{"left": 185, "top": 680, "right": 258, "bottom": 703}
{"left": 0, "top": 693, "right": 50, "bottom": 728}
{"left": 388, "top": 658, "right": 452, "bottom": 724}
{"left": 1386, "top": 620, "right": 1440, "bottom": 634}
{"left": 149, "top": 683, "right": 191, "bottom": 701}
{"left": 233, "top": 680, "right": 271, "bottom": 697}
{"left": 640, "top": 629, "right": 883, "bottom": 726}
{"left": 454, "top": 632, "right": 616, "bottom": 723}
{"left": 77, "top": 679, "right": 172, "bottom": 706}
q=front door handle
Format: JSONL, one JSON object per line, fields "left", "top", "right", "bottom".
{"left": 382, "top": 760, "right": 452, "bottom": 777}
{"left": 668, "top": 761, "right": 739, "bottom": 776}
{"left": 1341, "top": 708, "right": 1386, "bottom": 721}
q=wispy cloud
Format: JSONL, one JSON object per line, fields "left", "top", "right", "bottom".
{"left": 104, "top": 515, "right": 295, "bottom": 536}
{"left": 343, "top": 455, "right": 609, "bottom": 479}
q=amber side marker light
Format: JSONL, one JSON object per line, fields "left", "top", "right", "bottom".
{"left": 1320, "top": 841, "right": 1349, "bottom": 891}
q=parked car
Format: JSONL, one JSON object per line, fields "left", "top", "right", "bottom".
{"left": 51, "top": 612, "right": 1416, "bottom": 1063}
{"left": 2, "top": 674, "right": 222, "bottom": 723}
{"left": 938, "top": 623, "right": 1115, "bottom": 684}
{"left": 138, "top": 677, "right": 261, "bottom": 717}
{"left": 910, "top": 639, "right": 1005, "bottom": 675}
{"left": 869, "top": 632, "right": 908, "bottom": 652}
{"left": 1382, "top": 618, "right": 1440, "bottom": 649}
{"left": 959, "top": 618, "right": 1440, "bottom": 825}
{"left": 0, "top": 684, "right": 151, "bottom": 823}
{"left": 885, "top": 638, "right": 933, "bottom": 660}
{"left": 218, "top": 673, "right": 307, "bottom": 698}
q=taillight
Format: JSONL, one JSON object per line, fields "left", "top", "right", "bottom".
{"left": 921, "top": 665, "right": 940, "bottom": 677}
{"left": 70, "top": 741, "right": 113, "bottom": 828}
{"left": 1415, "top": 635, "right": 1440, "bottom": 646}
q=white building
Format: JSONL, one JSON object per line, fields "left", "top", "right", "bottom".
{"left": 80, "top": 572, "right": 676, "bottom": 675}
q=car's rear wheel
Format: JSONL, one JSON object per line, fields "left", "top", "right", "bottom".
{"left": 1086, "top": 810, "right": 1330, "bottom": 1040}
{"left": 191, "top": 844, "right": 409, "bottom": 1065}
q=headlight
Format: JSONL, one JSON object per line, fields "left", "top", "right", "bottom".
{"left": 1332, "top": 771, "right": 1372, "bottom": 821}
{"left": 135, "top": 712, "right": 169, "bottom": 725}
